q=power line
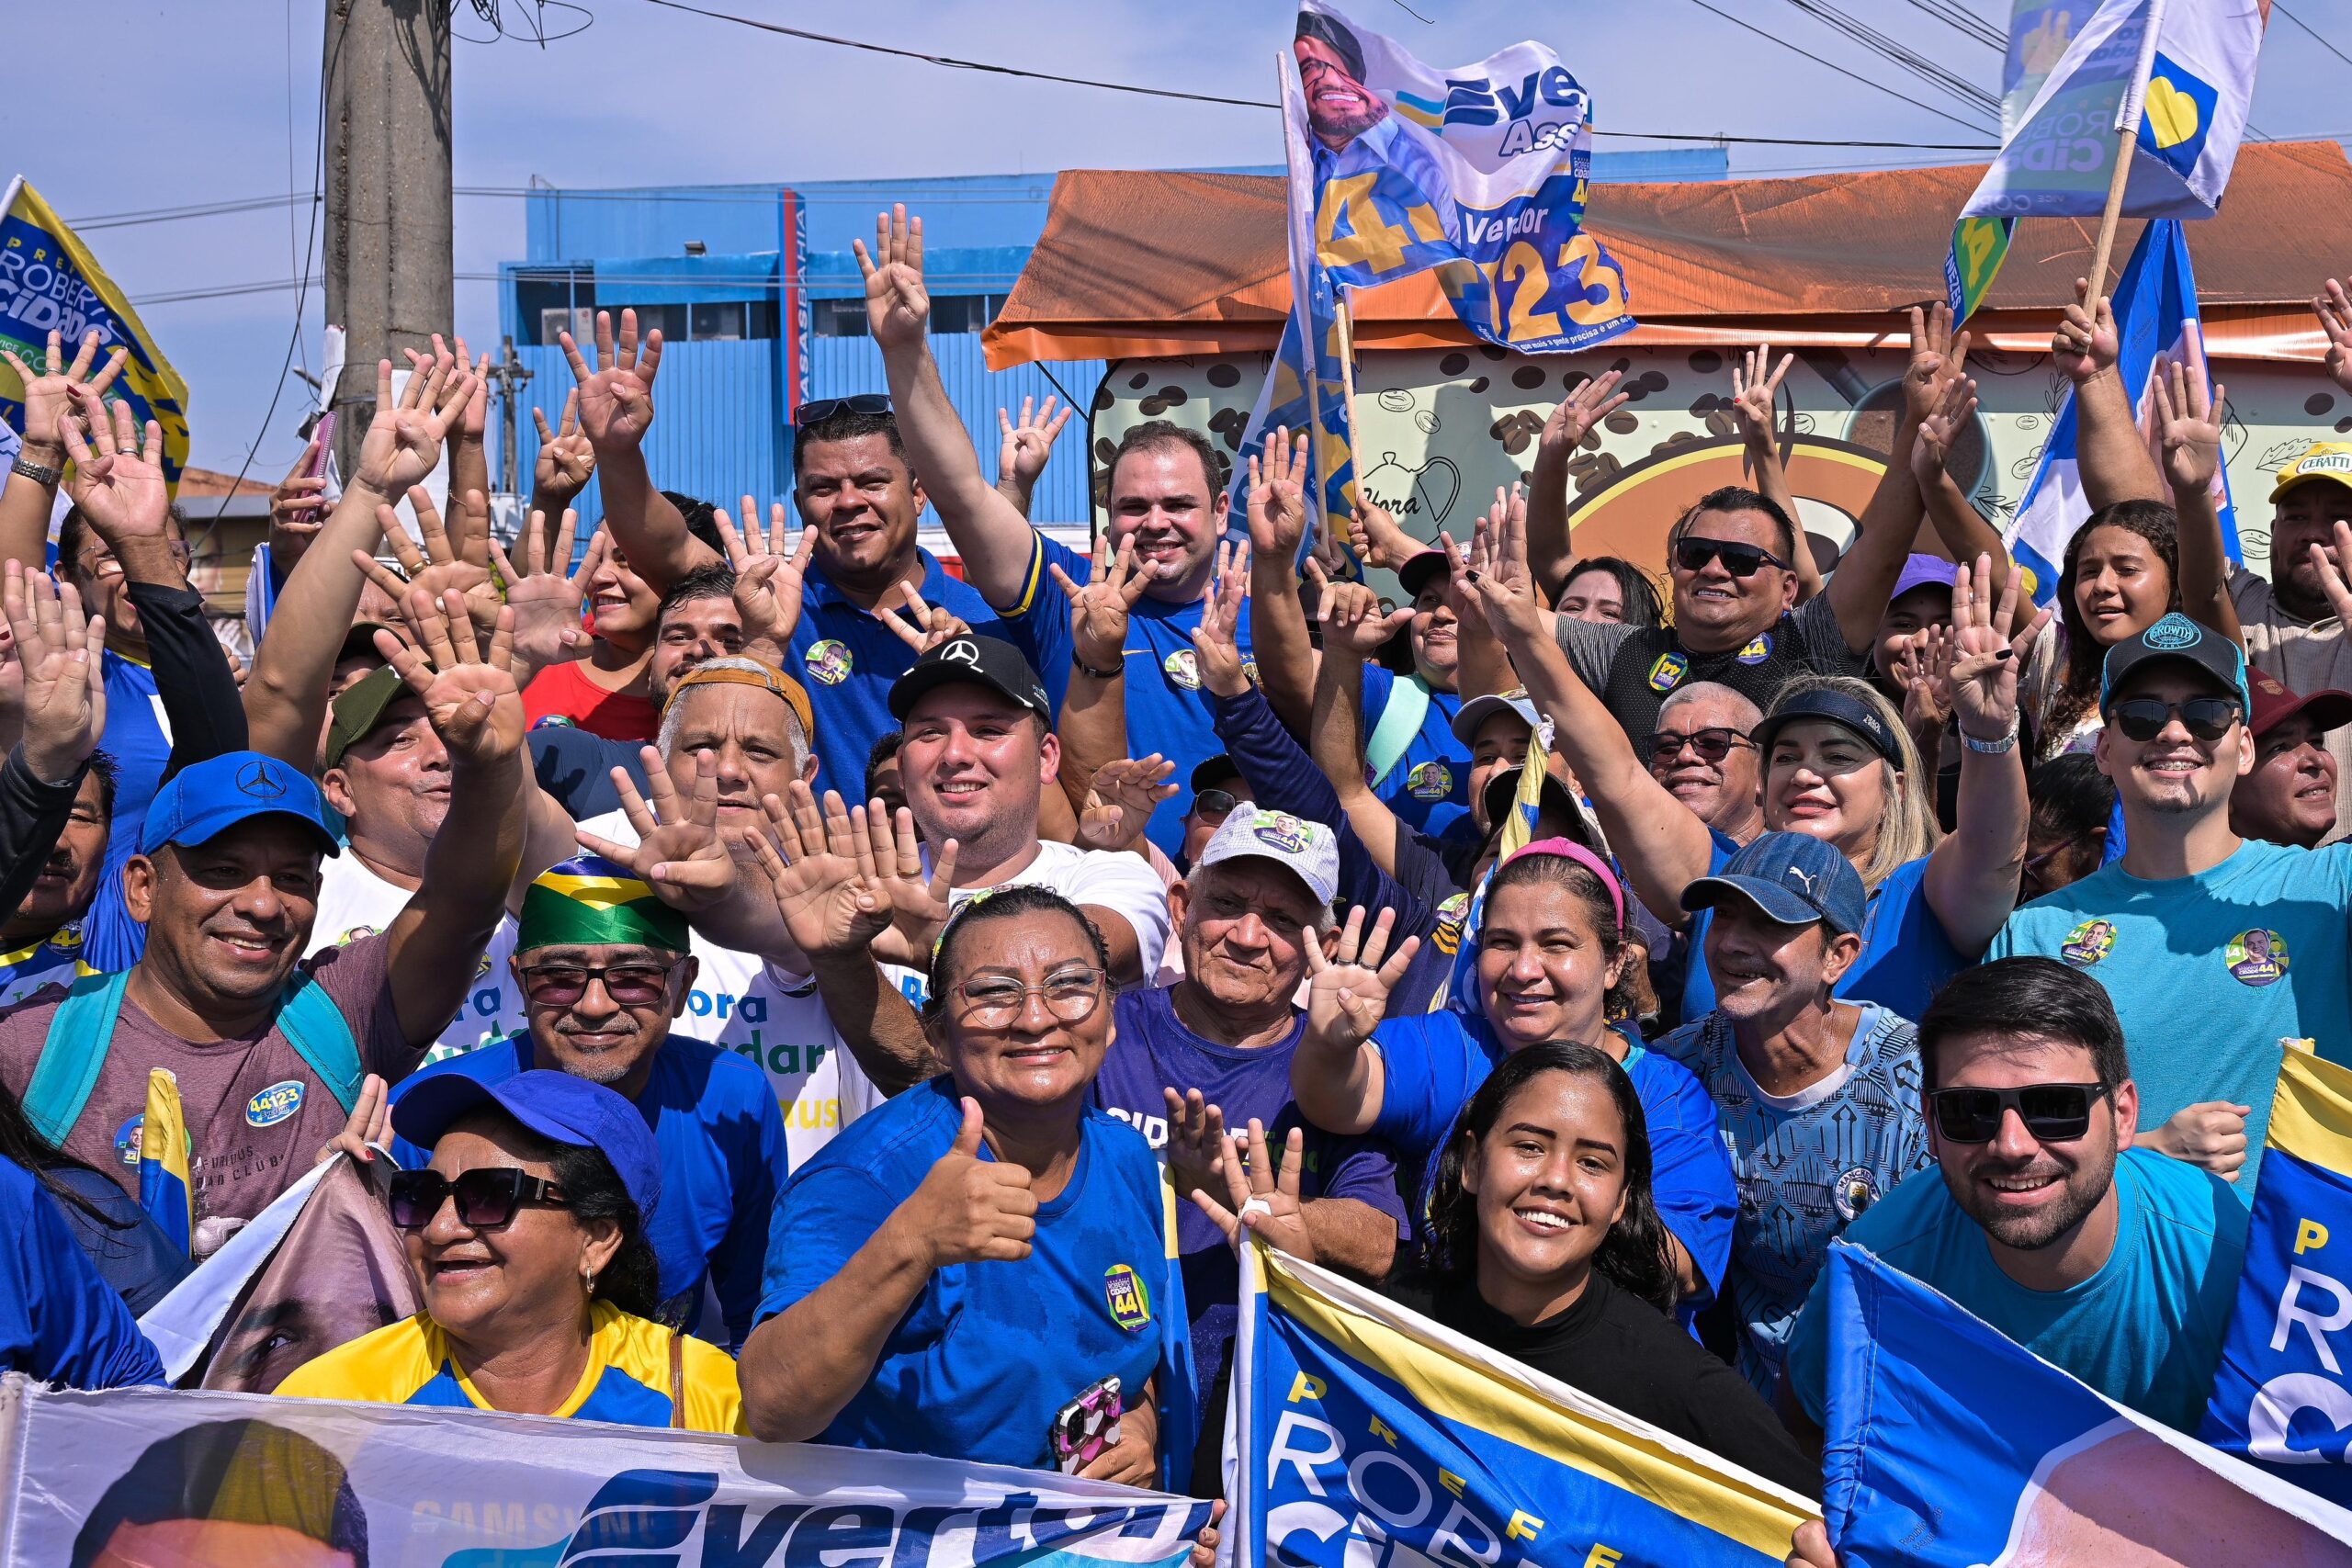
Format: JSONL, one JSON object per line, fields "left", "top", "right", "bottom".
{"left": 2275, "top": 1, "right": 2352, "bottom": 74}
{"left": 1774, "top": 0, "right": 2002, "bottom": 120}
{"left": 1894, "top": 0, "right": 2006, "bottom": 51}
{"left": 1675, "top": 0, "right": 2004, "bottom": 135}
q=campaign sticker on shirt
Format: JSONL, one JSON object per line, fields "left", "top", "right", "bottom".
{"left": 1646, "top": 651, "right": 1688, "bottom": 693}
{"left": 1241, "top": 658, "right": 1261, "bottom": 688}
{"left": 1162, "top": 649, "right": 1202, "bottom": 691}
{"left": 803, "top": 639, "right": 854, "bottom": 686}
{"left": 113, "top": 1114, "right": 144, "bottom": 1168}
{"left": 2225, "top": 929, "right": 2289, "bottom": 987}
{"left": 338, "top": 925, "right": 379, "bottom": 947}
{"left": 1736, "top": 634, "right": 1773, "bottom": 666}
{"left": 45, "top": 924, "right": 80, "bottom": 953}
{"left": 531, "top": 714, "right": 576, "bottom": 730}
{"left": 1102, "top": 1263, "right": 1153, "bottom": 1332}
{"left": 2059, "top": 919, "right": 2115, "bottom": 967}
{"left": 1831, "top": 1167, "right": 1882, "bottom": 1223}
{"left": 245, "top": 1079, "right": 306, "bottom": 1128}
{"left": 1406, "top": 761, "right": 1453, "bottom": 800}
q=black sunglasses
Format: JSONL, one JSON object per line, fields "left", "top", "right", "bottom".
{"left": 517, "top": 959, "right": 684, "bottom": 1008}
{"left": 1928, "top": 1082, "right": 2110, "bottom": 1145}
{"left": 1192, "top": 788, "right": 1239, "bottom": 819}
{"left": 390, "top": 1167, "right": 571, "bottom": 1230}
{"left": 1674, "top": 536, "right": 1791, "bottom": 579}
{"left": 1646, "top": 726, "right": 1758, "bottom": 765}
{"left": 2108, "top": 695, "right": 2242, "bottom": 743}
{"left": 796, "top": 393, "right": 891, "bottom": 427}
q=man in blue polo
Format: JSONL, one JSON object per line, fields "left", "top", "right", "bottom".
{"left": 561, "top": 308, "right": 1008, "bottom": 800}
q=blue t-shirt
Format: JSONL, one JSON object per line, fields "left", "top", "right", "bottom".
{"left": 1989, "top": 839, "right": 2352, "bottom": 1201}
{"left": 1784, "top": 1147, "right": 2247, "bottom": 1434}
{"left": 759, "top": 1077, "right": 1188, "bottom": 1479}
{"left": 0, "top": 1156, "right": 165, "bottom": 1390}
{"left": 998, "top": 533, "right": 1253, "bottom": 857}
{"left": 1366, "top": 1011, "right": 1737, "bottom": 1307}
{"left": 1681, "top": 835, "right": 1964, "bottom": 1025}
{"left": 787, "top": 549, "right": 1010, "bottom": 801}
{"left": 81, "top": 650, "right": 173, "bottom": 972}
{"left": 1360, "top": 665, "right": 1469, "bottom": 843}
{"left": 1652, "top": 1003, "right": 1932, "bottom": 1398}
{"left": 1091, "top": 985, "right": 1408, "bottom": 1381}
{"left": 390, "top": 1032, "right": 786, "bottom": 1352}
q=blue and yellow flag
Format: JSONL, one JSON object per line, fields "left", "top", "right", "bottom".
{"left": 1231, "top": 1240, "right": 1815, "bottom": 1566}
{"left": 137, "top": 1067, "right": 191, "bottom": 1257}
{"left": 2200, "top": 1047, "right": 2352, "bottom": 1497}
{"left": 0, "top": 178, "right": 191, "bottom": 488}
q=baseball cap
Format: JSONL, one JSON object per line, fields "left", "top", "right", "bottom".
{"left": 1680, "top": 830, "right": 1866, "bottom": 935}
{"left": 337, "top": 621, "right": 400, "bottom": 670}
{"left": 1888, "top": 553, "right": 1957, "bottom": 605}
{"left": 888, "top": 635, "right": 1052, "bottom": 721}
{"left": 663, "top": 660, "right": 816, "bottom": 742}
{"left": 1397, "top": 549, "right": 1450, "bottom": 600}
{"left": 2098, "top": 612, "right": 2252, "bottom": 716}
{"left": 141, "top": 750, "right": 341, "bottom": 858}
{"left": 1750, "top": 687, "right": 1905, "bottom": 768}
{"left": 2245, "top": 668, "right": 2352, "bottom": 740}
{"left": 391, "top": 1068, "right": 662, "bottom": 1223}
{"left": 2267, "top": 442, "right": 2352, "bottom": 504}
{"left": 324, "top": 665, "right": 418, "bottom": 769}
{"left": 1452, "top": 689, "right": 1540, "bottom": 747}
{"left": 1190, "top": 753, "right": 1243, "bottom": 795}
{"left": 1194, "top": 808, "right": 1339, "bottom": 908}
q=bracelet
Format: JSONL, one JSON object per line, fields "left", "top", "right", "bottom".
{"left": 1960, "top": 714, "right": 2020, "bottom": 754}
{"left": 9, "top": 456, "right": 61, "bottom": 488}
{"left": 1073, "top": 656, "right": 1123, "bottom": 680}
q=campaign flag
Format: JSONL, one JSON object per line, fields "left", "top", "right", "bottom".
{"left": 0, "top": 177, "right": 191, "bottom": 485}
{"left": 1293, "top": 2, "right": 1633, "bottom": 355}
{"left": 2003, "top": 3, "right": 2104, "bottom": 136}
{"left": 1436, "top": 712, "right": 1552, "bottom": 1016}
{"left": 1228, "top": 1239, "right": 1816, "bottom": 1567}
{"left": 136, "top": 1068, "right": 191, "bottom": 1258}
{"left": 1943, "top": 0, "right": 2265, "bottom": 321}
{"left": 2005, "top": 218, "right": 2239, "bottom": 601}
{"left": 2200, "top": 1047, "right": 2352, "bottom": 1499}
{"left": 1818, "top": 1242, "right": 2352, "bottom": 1564}
{"left": 0, "top": 1373, "right": 1214, "bottom": 1567}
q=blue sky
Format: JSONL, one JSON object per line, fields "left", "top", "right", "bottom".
{"left": 5, "top": 0, "right": 2343, "bottom": 478}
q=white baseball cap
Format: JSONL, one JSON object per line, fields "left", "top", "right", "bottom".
{"left": 1195, "top": 808, "right": 1339, "bottom": 908}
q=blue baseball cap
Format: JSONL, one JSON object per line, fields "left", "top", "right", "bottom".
{"left": 1679, "top": 830, "right": 1866, "bottom": 935}
{"left": 1749, "top": 687, "right": 1905, "bottom": 768}
{"left": 390, "top": 1068, "right": 662, "bottom": 1223}
{"left": 2098, "top": 611, "right": 2252, "bottom": 717}
{"left": 140, "top": 750, "right": 342, "bottom": 858}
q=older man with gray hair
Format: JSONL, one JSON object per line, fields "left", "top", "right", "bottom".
{"left": 1648, "top": 681, "right": 1765, "bottom": 847}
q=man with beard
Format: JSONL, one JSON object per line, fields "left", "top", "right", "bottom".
{"left": 1291, "top": 11, "right": 1460, "bottom": 243}
{"left": 1782, "top": 958, "right": 2247, "bottom": 1438}
{"left": 387, "top": 857, "right": 787, "bottom": 1350}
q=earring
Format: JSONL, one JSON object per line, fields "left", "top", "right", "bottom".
{"left": 583, "top": 1269, "right": 598, "bottom": 1297}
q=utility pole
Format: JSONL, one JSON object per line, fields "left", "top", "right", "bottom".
{"left": 490, "top": 334, "right": 532, "bottom": 496}
{"left": 322, "top": 0, "right": 454, "bottom": 483}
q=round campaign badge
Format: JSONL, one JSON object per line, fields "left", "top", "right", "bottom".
{"left": 1406, "top": 761, "right": 1453, "bottom": 800}
{"left": 2225, "top": 929, "right": 2288, "bottom": 987}
{"left": 2059, "top": 919, "right": 2115, "bottom": 967}
{"left": 802, "top": 639, "right": 854, "bottom": 687}
{"left": 1736, "top": 634, "right": 1773, "bottom": 666}
{"left": 1163, "top": 649, "right": 1202, "bottom": 691}
{"left": 245, "top": 1079, "right": 306, "bottom": 1128}
{"left": 113, "top": 1114, "right": 145, "bottom": 1168}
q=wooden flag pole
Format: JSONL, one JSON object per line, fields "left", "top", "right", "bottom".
{"left": 2086, "top": 0, "right": 2171, "bottom": 292}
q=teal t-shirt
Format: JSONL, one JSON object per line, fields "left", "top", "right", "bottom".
{"left": 1785, "top": 1147, "right": 2247, "bottom": 1434}
{"left": 1987, "top": 839, "right": 2352, "bottom": 1199}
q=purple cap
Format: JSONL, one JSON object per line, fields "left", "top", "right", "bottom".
{"left": 1889, "top": 554, "right": 1957, "bottom": 604}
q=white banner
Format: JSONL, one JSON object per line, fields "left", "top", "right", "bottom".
{"left": 0, "top": 1375, "right": 1211, "bottom": 1568}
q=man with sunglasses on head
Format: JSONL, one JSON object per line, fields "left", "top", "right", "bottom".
{"left": 1782, "top": 957, "right": 2247, "bottom": 1438}
{"left": 1990, "top": 613, "right": 2352, "bottom": 1198}
{"left": 387, "top": 856, "right": 787, "bottom": 1352}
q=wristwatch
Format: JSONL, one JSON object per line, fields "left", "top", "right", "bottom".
{"left": 1960, "top": 714, "right": 2020, "bottom": 754}
{"left": 9, "top": 455, "right": 62, "bottom": 488}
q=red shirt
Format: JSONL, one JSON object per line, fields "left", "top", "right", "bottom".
{"left": 522, "top": 660, "right": 660, "bottom": 743}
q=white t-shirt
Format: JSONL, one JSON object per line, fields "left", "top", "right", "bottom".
{"left": 883, "top": 840, "right": 1173, "bottom": 1009}
{"left": 577, "top": 809, "right": 867, "bottom": 1167}
{"left": 307, "top": 853, "right": 523, "bottom": 1062}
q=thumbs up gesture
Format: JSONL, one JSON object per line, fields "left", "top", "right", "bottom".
{"left": 902, "top": 1098, "right": 1039, "bottom": 1268}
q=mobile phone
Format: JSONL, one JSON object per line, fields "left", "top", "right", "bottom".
{"left": 1049, "top": 1375, "right": 1122, "bottom": 1473}
{"left": 306, "top": 412, "right": 335, "bottom": 477}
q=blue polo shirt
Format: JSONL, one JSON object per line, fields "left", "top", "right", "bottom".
{"left": 996, "top": 533, "right": 1252, "bottom": 858}
{"left": 1361, "top": 665, "right": 1469, "bottom": 842}
{"left": 786, "top": 549, "right": 1010, "bottom": 801}
{"left": 389, "top": 1031, "right": 787, "bottom": 1352}
{"left": 81, "top": 650, "right": 173, "bottom": 971}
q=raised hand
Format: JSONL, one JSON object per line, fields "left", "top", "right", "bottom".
{"left": 1190, "top": 1120, "right": 1320, "bottom": 1265}
{"left": 59, "top": 389, "right": 172, "bottom": 549}
{"left": 863, "top": 803, "right": 960, "bottom": 968}
{"left": 1344, "top": 499, "right": 1422, "bottom": 574}
{"left": 579, "top": 746, "right": 735, "bottom": 912}
{"left": 356, "top": 486, "right": 500, "bottom": 636}
{"left": 1730, "top": 344, "right": 1792, "bottom": 444}
{"left": 1903, "top": 301, "right": 1972, "bottom": 423}
{"left": 996, "top": 395, "right": 1070, "bottom": 490}
{"left": 2315, "top": 279, "right": 2352, "bottom": 398}
{"left": 1190, "top": 538, "right": 1251, "bottom": 698}
{"left": 1308, "top": 560, "right": 1411, "bottom": 659}
{"left": 2, "top": 564, "right": 105, "bottom": 785}
{"left": 2052, "top": 277, "right": 2118, "bottom": 386}
{"left": 1457, "top": 484, "right": 1544, "bottom": 644}
{"left": 1160, "top": 1088, "right": 1228, "bottom": 1204}
{"left": 1890, "top": 625, "right": 1951, "bottom": 739}
{"left": 486, "top": 508, "right": 591, "bottom": 675}
{"left": 375, "top": 588, "right": 525, "bottom": 770}
{"left": 1946, "top": 553, "right": 2051, "bottom": 745}
{"left": 266, "top": 433, "right": 331, "bottom": 569}
{"left": 1048, "top": 531, "right": 1148, "bottom": 673}
{"left": 1539, "top": 367, "right": 1629, "bottom": 457}
{"left": 531, "top": 389, "right": 597, "bottom": 507}
{"left": 1912, "top": 373, "right": 1979, "bottom": 488}
{"left": 352, "top": 353, "right": 479, "bottom": 496}
{"left": 899, "top": 1097, "right": 1037, "bottom": 1267}
{"left": 2312, "top": 520, "right": 2352, "bottom": 626}
{"left": 560, "top": 308, "right": 662, "bottom": 453}
{"left": 1302, "top": 906, "right": 1420, "bottom": 1053}
{"left": 717, "top": 495, "right": 814, "bottom": 646}
{"left": 879, "top": 581, "right": 972, "bottom": 658}
{"left": 2149, "top": 324, "right": 2226, "bottom": 496}
{"left": 853, "top": 204, "right": 930, "bottom": 353}
{"left": 751, "top": 782, "right": 894, "bottom": 960}
{"left": 0, "top": 328, "right": 128, "bottom": 460}
{"left": 1079, "top": 755, "right": 1178, "bottom": 854}
{"left": 1246, "top": 427, "right": 1313, "bottom": 561}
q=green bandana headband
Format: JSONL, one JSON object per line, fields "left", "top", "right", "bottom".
{"left": 519, "top": 855, "right": 689, "bottom": 953}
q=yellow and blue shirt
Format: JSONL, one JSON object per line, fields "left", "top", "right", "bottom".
{"left": 275, "top": 1301, "right": 747, "bottom": 1433}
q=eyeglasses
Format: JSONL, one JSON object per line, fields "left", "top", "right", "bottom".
{"left": 389, "top": 1167, "right": 571, "bottom": 1230}
{"left": 1928, "top": 1082, "right": 2110, "bottom": 1145}
{"left": 1192, "top": 788, "right": 1239, "bottom": 819}
{"left": 517, "top": 959, "right": 684, "bottom": 1007}
{"left": 796, "top": 393, "right": 891, "bottom": 427}
{"left": 1646, "top": 726, "right": 1758, "bottom": 765}
{"left": 2108, "top": 695, "right": 2242, "bottom": 743}
{"left": 1673, "top": 536, "right": 1790, "bottom": 579}
{"left": 950, "top": 969, "right": 1107, "bottom": 1028}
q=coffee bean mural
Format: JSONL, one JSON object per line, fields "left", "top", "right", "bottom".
{"left": 1207, "top": 363, "right": 1242, "bottom": 389}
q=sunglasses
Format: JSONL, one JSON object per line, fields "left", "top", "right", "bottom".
{"left": 1192, "top": 788, "right": 1239, "bottom": 819}
{"left": 517, "top": 960, "right": 683, "bottom": 1008}
{"left": 2108, "top": 695, "right": 2242, "bottom": 743}
{"left": 796, "top": 393, "right": 891, "bottom": 427}
{"left": 1928, "top": 1082, "right": 2110, "bottom": 1145}
{"left": 1674, "top": 536, "right": 1790, "bottom": 579}
{"left": 1646, "top": 726, "right": 1758, "bottom": 765}
{"left": 390, "top": 1167, "right": 571, "bottom": 1230}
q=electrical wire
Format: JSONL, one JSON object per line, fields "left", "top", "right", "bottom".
{"left": 2275, "top": 1, "right": 2352, "bottom": 74}
{"left": 1674, "top": 0, "right": 2002, "bottom": 135}
{"left": 1894, "top": 0, "right": 2005, "bottom": 51}
{"left": 1773, "top": 0, "right": 2002, "bottom": 121}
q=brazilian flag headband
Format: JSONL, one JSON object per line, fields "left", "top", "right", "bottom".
{"left": 519, "top": 854, "right": 690, "bottom": 953}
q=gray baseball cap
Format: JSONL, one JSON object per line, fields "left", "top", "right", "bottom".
{"left": 1194, "top": 808, "right": 1339, "bottom": 908}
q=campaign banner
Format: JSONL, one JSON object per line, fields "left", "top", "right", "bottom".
{"left": 2002, "top": 2, "right": 2104, "bottom": 138}
{"left": 1292, "top": 2, "right": 1634, "bottom": 355}
{"left": 2200, "top": 1047, "right": 2352, "bottom": 1500}
{"left": 1818, "top": 1241, "right": 2352, "bottom": 1565}
{"left": 0, "top": 1373, "right": 1213, "bottom": 1568}
{"left": 1228, "top": 1240, "right": 1815, "bottom": 1568}
{"left": 0, "top": 176, "right": 191, "bottom": 486}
